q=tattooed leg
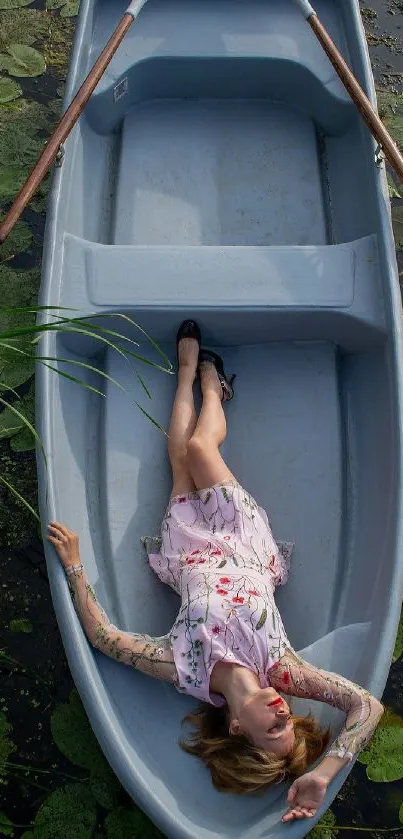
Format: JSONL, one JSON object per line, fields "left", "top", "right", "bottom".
{"left": 168, "top": 337, "right": 199, "bottom": 498}
{"left": 187, "top": 361, "right": 236, "bottom": 490}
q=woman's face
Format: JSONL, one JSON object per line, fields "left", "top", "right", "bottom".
{"left": 230, "top": 688, "right": 295, "bottom": 757}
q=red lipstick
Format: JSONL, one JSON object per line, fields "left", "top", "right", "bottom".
{"left": 268, "top": 698, "right": 283, "bottom": 707}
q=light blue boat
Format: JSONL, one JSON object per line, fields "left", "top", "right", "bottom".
{"left": 37, "top": 1, "right": 403, "bottom": 836}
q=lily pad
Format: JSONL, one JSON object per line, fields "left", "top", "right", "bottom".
{"left": 0, "top": 711, "right": 17, "bottom": 777}
{"left": 392, "top": 202, "right": 403, "bottom": 251}
{"left": 357, "top": 721, "right": 403, "bottom": 781}
{"left": 51, "top": 690, "right": 122, "bottom": 809}
{"left": 105, "top": 806, "right": 164, "bottom": 839}
{"left": 47, "top": 0, "right": 79, "bottom": 14}
{"left": 0, "top": 165, "right": 29, "bottom": 198}
{"left": 377, "top": 89, "right": 403, "bottom": 150}
{"left": 0, "top": 77, "right": 21, "bottom": 103}
{"left": 0, "top": 9, "right": 49, "bottom": 50}
{"left": 393, "top": 607, "right": 403, "bottom": 662}
{"left": 0, "top": 0, "right": 34, "bottom": 8}
{"left": 33, "top": 783, "right": 96, "bottom": 839}
{"left": 0, "top": 265, "right": 40, "bottom": 391}
{"left": 9, "top": 617, "right": 33, "bottom": 633}
{"left": 89, "top": 759, "right": 120, "bottom": 810}
{"left": 0, "top": 44, "right": 46, "bottom": 77}
{"left": 0, "top": 219, "right": 32, "bottom": 263}
{"left": 307, "top": 811, "right": 338, "bottom": 839}
{"left": 0, "top": 812, "right": 14, "bottom": 837}
{"left": 0, "top": 382, "right": 35, "bottom": 451}
{"left": 51, "top": 690, "right": 103, "bottom": 770}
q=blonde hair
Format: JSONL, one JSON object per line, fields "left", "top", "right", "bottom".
{"left": 180, "top": 704, "right": 330, "bottom": 795}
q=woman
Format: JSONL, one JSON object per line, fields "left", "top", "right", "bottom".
{"left": 47, "top": 320, "right": 384, "bottom": 823}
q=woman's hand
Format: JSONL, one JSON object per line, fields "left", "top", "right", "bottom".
{"left": 47, "top": 522, "right": 80, "bottom": 572}
{"left": 282, "top": 771, "right": 328, "bottom": 822}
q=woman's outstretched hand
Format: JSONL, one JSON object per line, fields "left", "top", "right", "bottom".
{"left": 282, "top": 771, "right": 328, "bottom": 823}
{"left": 47, "top": 522, "right": 80, "bottom": 572}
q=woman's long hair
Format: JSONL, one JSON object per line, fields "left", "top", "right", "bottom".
{"left": 180, "top": 704, "right": 330, "bottom": 795}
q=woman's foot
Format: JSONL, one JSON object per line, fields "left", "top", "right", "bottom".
{"left": 198, "top": 350, "right": 235, "bottom": 401}
{"left": 176, "top": 320, "right": 201, "bottom": 379}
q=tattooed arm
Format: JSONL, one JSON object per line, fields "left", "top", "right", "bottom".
{"left": 47, "top": 522, "right": 176, "bottom": 683}
{"left": 269, "top": 647, "right": 384, "bottom": 823}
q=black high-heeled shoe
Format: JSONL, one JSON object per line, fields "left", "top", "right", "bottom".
{"left": 198, "top": 349, "right": 236, "bottom": 401}
{"left": 176, "top": 320, "right": 202, "bottom": 366}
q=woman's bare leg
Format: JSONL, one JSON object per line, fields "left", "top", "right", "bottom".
{"left": 168, "top": 337, "right": 199, "bottom": 499}
{"left": 187, "top": 361, "right": 236, "bottom": 490}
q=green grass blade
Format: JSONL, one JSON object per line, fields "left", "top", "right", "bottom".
{"left": 135, "top": 402, "right": 167, "bottom": 435}
{"left": 1, "top": 305, "right": 79, "bottom": 314}
{"left": 40, "top": 364, "right": 107, "bottom": 398}
{"left": 0, "top": 477, "right": 40, "bottom": 522}
{"left": 36, "top": 357, "right": 126, "bottom": 392}
{"left": 119, "top": 314, "right": 173, "bottom": 370}
{"left": 0, "top": 341, "right": 28, "bottom": 355}
{"left": 0, "top": 381, "right": 21, "bottom": 398}
{"left": 134, "top": 369, "right": 152, "bottom": 399}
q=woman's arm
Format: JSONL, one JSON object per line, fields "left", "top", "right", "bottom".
{"left": 47, "top": 522, "right": 176, "bottom": 683}
{"left": 269, "top": 647, "right": 384, "bottom": 822}
{"left": 270, "top": 647, "right": 384, "bottom": 761}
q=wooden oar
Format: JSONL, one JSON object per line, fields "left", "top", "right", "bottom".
{"left": 0, "top": 0, "right": 148, "bottom": 244}
{"left": 294, "top": 0, "right": 403, "bottom": 182}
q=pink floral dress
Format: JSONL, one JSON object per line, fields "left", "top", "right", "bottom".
{"left": 145, "top": 482, "right": 293, "bottom": 705}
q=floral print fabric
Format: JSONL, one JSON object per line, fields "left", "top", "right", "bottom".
{"left": 146, "top": 483, "right": 293, "bottom": 704}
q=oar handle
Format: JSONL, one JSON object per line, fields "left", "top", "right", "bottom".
{"left": 0, "top": 2, "right": 147, "bottom": 244}
{"left": 295, "top": 0, "right": 403, "bottom": 181}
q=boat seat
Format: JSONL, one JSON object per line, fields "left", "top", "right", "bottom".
{"left": 86, "top": 0, "right": 354, "bottom": 135}
{"left": 60, "top": 232, "right": 385, "bottom": 349}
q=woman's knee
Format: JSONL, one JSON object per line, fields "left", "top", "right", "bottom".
{"left": 187, "top": 433, "right": 215, "bottom": 464}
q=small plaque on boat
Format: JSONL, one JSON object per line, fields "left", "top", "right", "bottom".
{"left": 113, "top": 76, "right": 128, "bottom": 103}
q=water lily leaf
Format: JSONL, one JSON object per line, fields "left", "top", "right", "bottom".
{"left": 307, "top": 810, "right": 338, "bottom": 839}
{"left": 0, "top": 382, "right": 35, "bottom": 451}
{"left": 393, "top": 607, "right": 403, "bottom": 662}
{"left": 0, "top": 9, "right": 49, "bottom": 50}
{"left": 0, "top": 711, "right": 17, "bottom": 777}
{"left": 105, "top": 806, "right": 164, "bottom": 839}
{"left": 90, "top": 757, "right": 121, "bottom": 810}
{"left": 47, "top": 0, "right": 79, "bottom": 13}
{"left": 0, "top": 0, "right": 34, "bottom": 8}
{"left": 377, "top": 89, "right": 403, "bottom": 150}
{"left": 357, "top": 722, "right": 403, "bottom": 781}
{"left": 51, "top": 691, "right": 121, "bottom": 808}
{"left": 0, "top": 219, "right": 32, "bottom": 263}
{"left": 60, "top": 0, "right": 79, "bottom": 16}
{"left": 33, "top": 783, "right": 96, "bottom": 839}
{"left": 0, "top": 166, "right": 29, "bottom": 198}
{"left": 0, "top": 44, "right": 46, "bottom": 77}
{"left": 0, "top": 265, "right": 40, "bottom": 391}
{"left": 387, "top": 173, "right": 402, "bottom": 200}
{"left": 51, "top": 690, "right": 102, "bottom": 770}
{"left": 0, "top": 811, "right": 14, "bottom": 837}
{"left": 0, "top": 77, "right": 21, "bottom": 103}
{"left": 392, "top": 203, "right": 403, "bottom": 251}
{"left": 9, "top": 617, "right": 33, "bottom": 633}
